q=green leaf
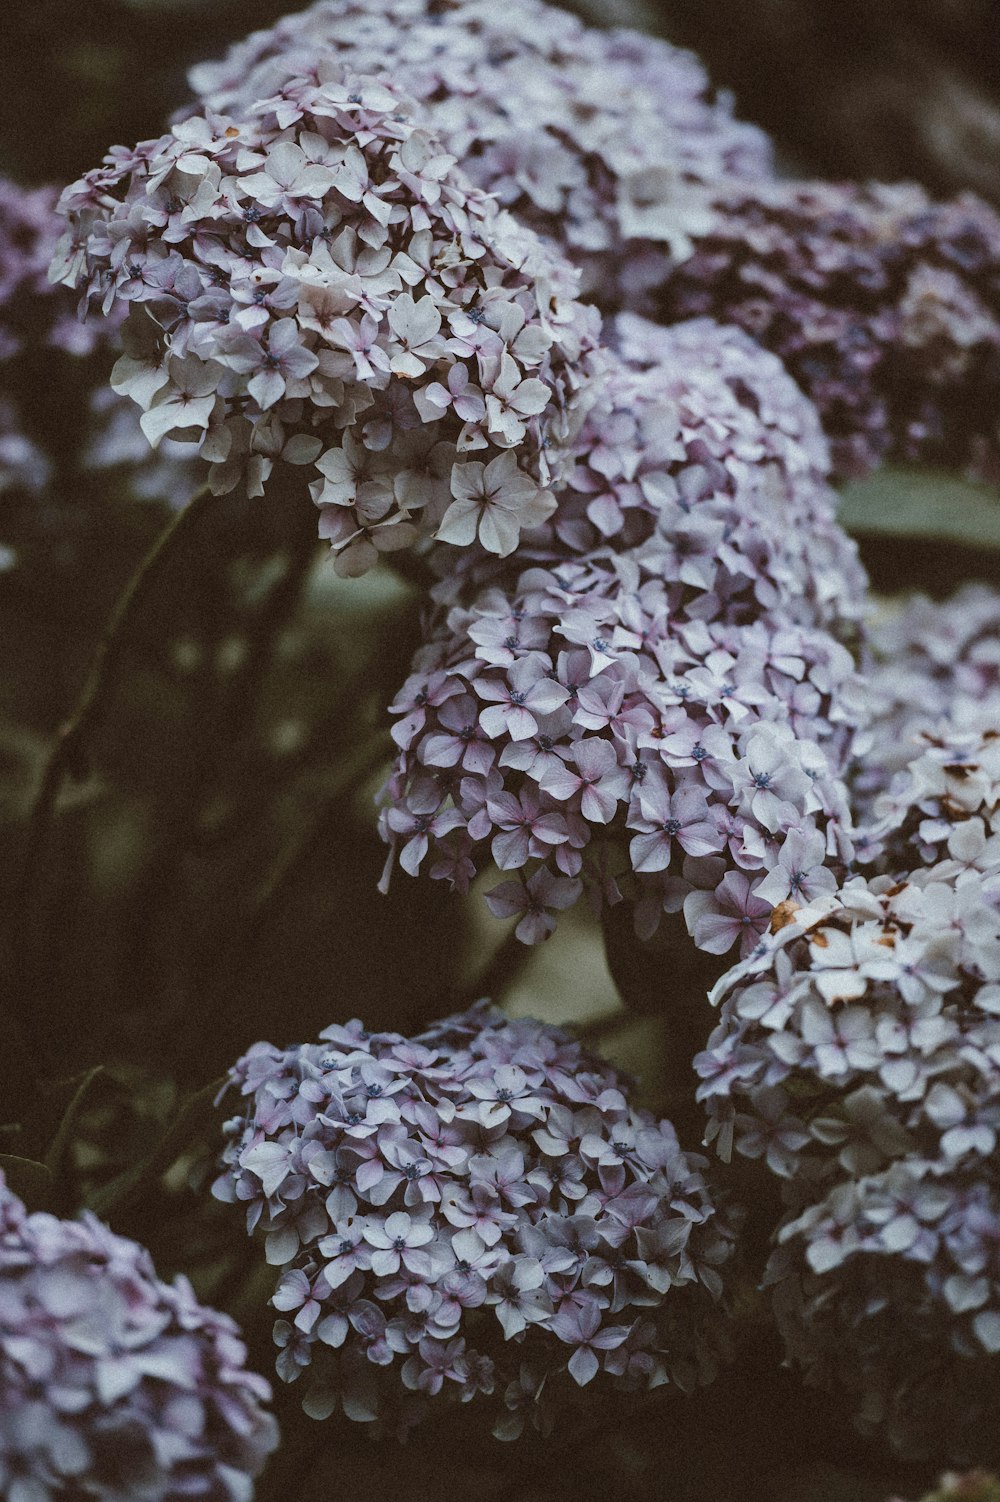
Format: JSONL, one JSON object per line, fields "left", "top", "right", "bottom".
{"left": 0, "top": 1153, "right": 53, "bottom": 1209}
{"left": 44, "top": 1066, "right": 105, "bottom": 1181}
{"left": 837, "top": 467, "right": 1000, "bottom": 550}
{"left": 88, "top": 1075, "right": 227, "bottom": 1219}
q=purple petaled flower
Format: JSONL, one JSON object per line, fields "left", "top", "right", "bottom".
{"left": 485, "top": 866, "right": 583, "bottom": 944}
{"left": 695, "top": 847, "right": 1000, "bottom": 1458}
{"left": 0, "top": 1172, "right": 277, "bottom": 1500}
{"left": 54, "top": 70, "right": 598, "bottom": 570}
{"left": 628, "top": 775, "right": 721, "bottom": 872}
{"left": 186, "top": 0, "right": 771, "bottom": 311}
{"left": 215, "top": 1003, "right": 733, "bottom": 1438}
{"left": 684, "top": 871, "right": 775, "bottom": 958}
{"left": 376, "top": 314, "right": 864, "bottom": 952}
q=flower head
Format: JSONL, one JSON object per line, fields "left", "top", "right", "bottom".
{"left": 0, "top": 1173, "right": 277, "bottom": 1500}
{"left": 696, "top": 853, "right": 1000, "bottom": 1457}
{"left": 214, "top": 1003, "right": 733, "bottom": 1437}
{"left": 187, "top": 0, "right": 772, "bottom": 306}
{"left": 54, "top": 71, "right": 598, "bottom": 570}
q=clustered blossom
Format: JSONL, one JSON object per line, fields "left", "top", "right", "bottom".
{"left": 695, "top": 854, "right": 1000, "bottom": 1456}
{"left": 53, "top": 72, "right": 598, "bottom": 575}
{"left": 426, "top": 314, "right": 865, "bottom": 617}
{"left": 186, "top": 1, "right": 1000, "bottom": 480}
{"left": 383, "top": 543, "right": 860, "bottom": 952}
{"left": 857, "top": 713, "right": 1000, "bottom": 878}
{"left": 661, "top": 180, "right": 1000, "bottom": 479}
{"left": 0, "top": 1172, "right": 278, "bottom": 1500}
{"left": 382, "top": 317, "right": 865, "bottom": 952}
{"left": 186, "top": 0, "right": 772, "bottom": 307}
{"left": 854, "top": 585, "right": 1000, "bottom": 814}
{"left": 213, "top": 1003, "right": 733, "bottom": 1438}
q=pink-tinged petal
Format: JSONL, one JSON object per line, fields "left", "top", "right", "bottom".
{"left": 369, "top": 1248, "right": 400, "bottom": 1278}
{"left": 479, "top": 704, "right": 514, "bottom": 740}
{"left": 485, "top": 881, "right": 527, "bottom": 921}
{"left": 676, "top": 821, "right": 724, "bottom": 858}
{"left": 540, "top": 765, "right": 581, "bottom": 801}
{"left": 515, "top": 909, "right": 556, "bottom": 944}
{"left": 630, "top": 830, "right": 671, "bottom": 873}
{"left": 580, "top": 784, "right": 619, "bottom": 824}
{"left": 573, "top": 738, "right": 619, "bottom": 779}
{"left": 526, "top": 679, "right": 570, "bottom": 714}
{"left": 505, "top": 706, "right": 539, "bottom": 742}
{"left": 399, "top": 833, "right": 429, "bottom": 877}
{"left": 493, "top": 827, "right": 531, "bottom": 870}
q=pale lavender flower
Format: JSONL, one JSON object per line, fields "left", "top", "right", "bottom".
{"left": 0, "top": 1173, "right": 277, "bottom": 1501}
{"left": 186, "top": 0, "right": 772, "bottom": 306}
{"left": 215, "top": 1004, "right": 733, "bottom": 1437}
{"left": 54, "top": 71, "right": 598, "bottom": 570}
{"left": 696, "top": 856, "right": 1000, "bottom": 1456}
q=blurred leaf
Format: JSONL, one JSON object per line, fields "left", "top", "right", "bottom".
{"left": 44, "top": 1065, "right": 105, "bottom": 1179}
{"left": 88, "top": 1074, "right": 225, "bottom": 1217}
{"left": 838, "top": 467, "right": 1000, "bottom": 549}
{"left": 0, "top": 1153, "right": 53, "bottom": 1208}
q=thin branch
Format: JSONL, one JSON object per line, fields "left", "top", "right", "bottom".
{"left": 16, "top": 484, "right": 218, "bottom": 927}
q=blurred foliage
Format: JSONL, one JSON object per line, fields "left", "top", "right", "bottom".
{"left": 0, "top": 2, "right": 997, "bottom": 1500}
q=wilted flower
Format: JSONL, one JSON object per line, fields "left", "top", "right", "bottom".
{"left": 214, "top": 1003, "right": 734, "bottom": 1438}
{"left": 0, "top": 1172, "right": 278, "bottom": 1500}
{"left": 858, "top": 712, "right": 1000, "bottom": 876}
{"left": 186, "top": 0, "right": 772, "bottom": 306}
{"left": 696, "top": 855, "right": 1000, "bottom": 1456}
{"left": 53, "top": 71, "right": 598, "bottom": 572}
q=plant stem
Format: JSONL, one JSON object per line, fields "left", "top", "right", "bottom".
{"left": 12, "top": 484, "right": 218, "bottom": 1064}
{"left": 17, "top": 485, "right": 218, "bottom": 919}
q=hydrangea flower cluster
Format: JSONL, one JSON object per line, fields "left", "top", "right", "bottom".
{"left": 694, "top": 855, "right": 1000, "bottom": 1455}
{"left": 661, "top": 180, "right": 1000, "bottom": 479}
{"left": 213, "top": 1003, "right": 733, "bottom": 1438}
{"left": 53, "top": 72, "right": 599, "bottom": 575}
{"left": 185, "top": 0, "right": 1000, "bottom": 481}
{"left": 383, "top": 541, "right": 860, "bottom": 952}
{"left": 855, "top": 585, "right": 1000, "bottom": 810}
{"left": 185, "top": 0, "right": 772, "bottom": 307}
{"left": 382, "top": 317, "right": 865, "bottom": 952}
{"left": 428, "top": 315, "right": 865, "bottom": 614}
{"left": 0, "top": 1172, "right": 278, "bottom": 1501}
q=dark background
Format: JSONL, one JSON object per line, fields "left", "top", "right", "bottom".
{"left": 1, "top": 3, "right": 998, "bottom": 1499}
